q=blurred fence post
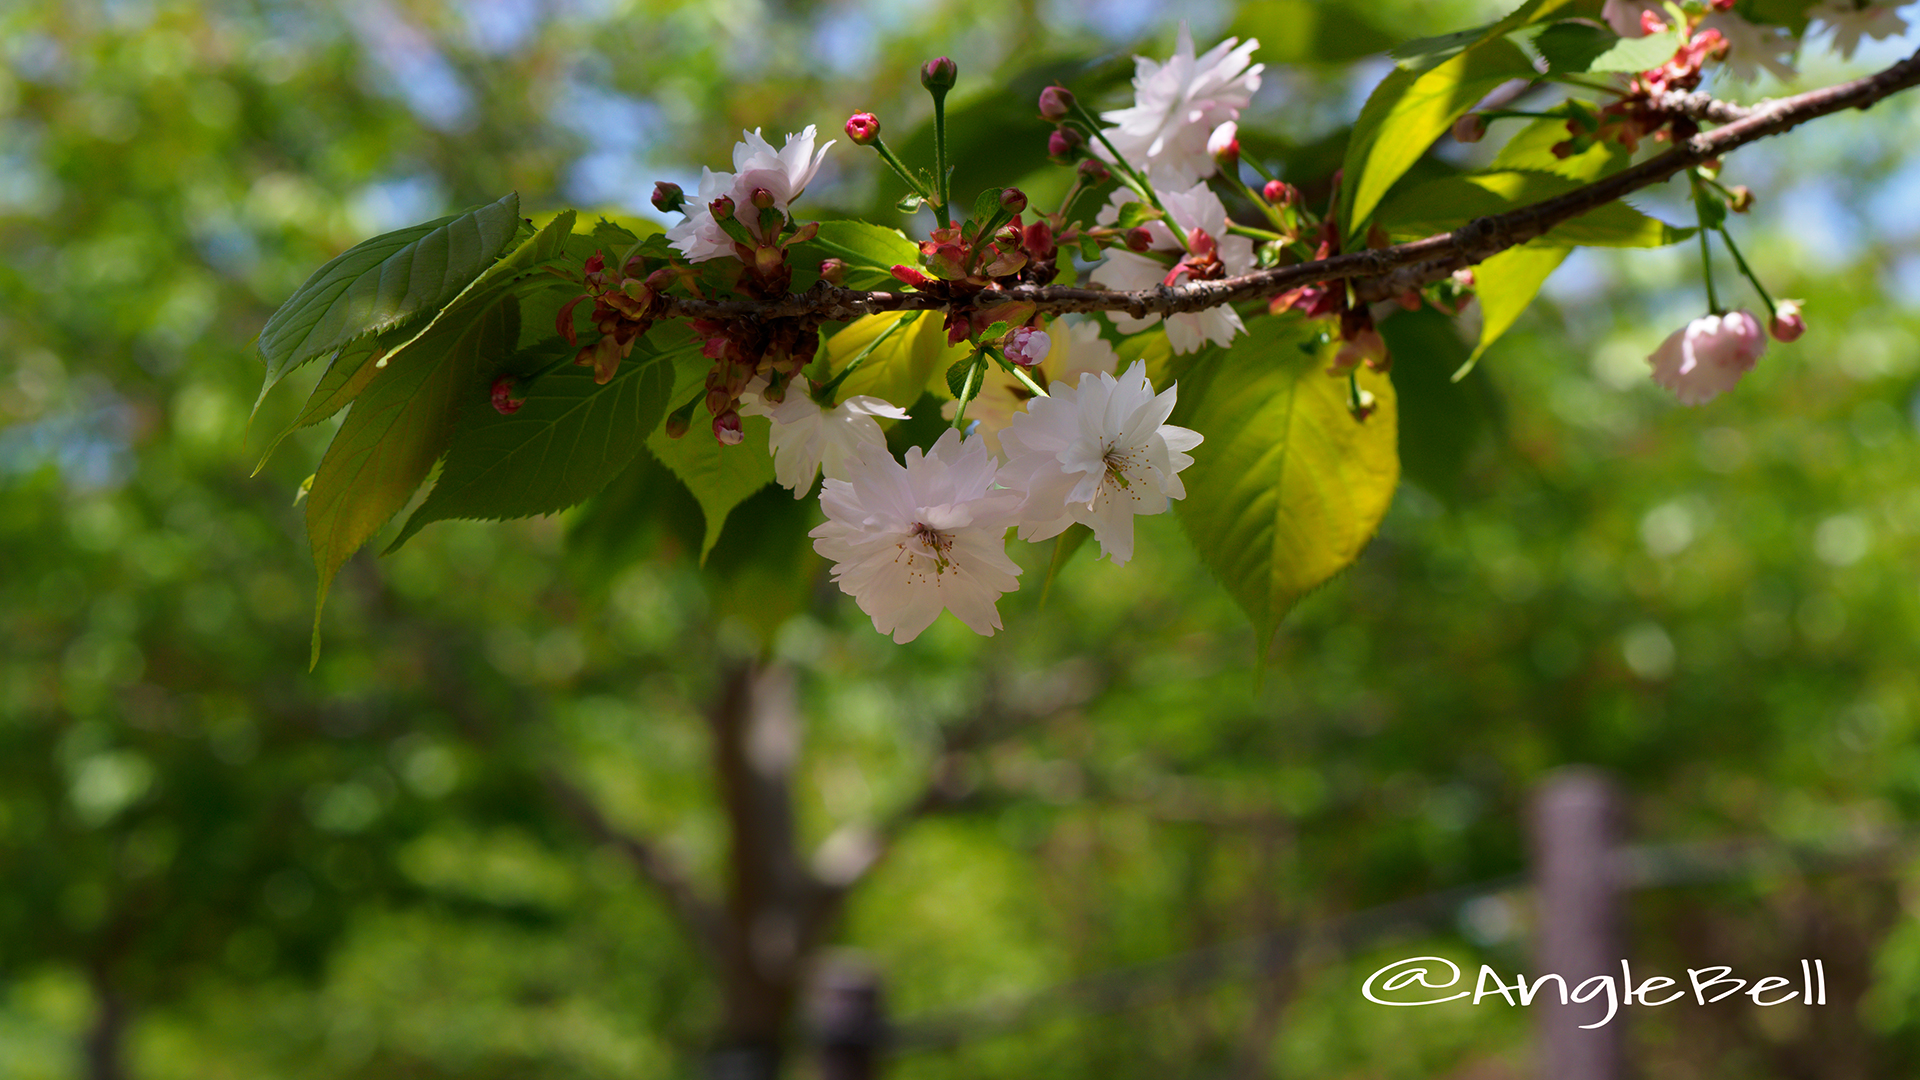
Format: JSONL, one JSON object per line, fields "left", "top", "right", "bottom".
{"left": 1530, "top": 767, "right": 1624, "bottom": 1080}
{"left": 812, "top": 958, "right": 888, "bottom": 1080}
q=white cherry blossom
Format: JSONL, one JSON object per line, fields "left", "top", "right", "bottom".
{"left": 810, "top": 430, "right": 1023, "bottom": 644}
{"left": 1813, "top": 1, "right": 1908, "bottom": 60}
{"left": 1701, "top": 12, "right": 1798, "bottom": 82}
{"left": 1096, "top": 22, "right": 1262, "bottom": 188}
{"left": 1647, "top": 310, "right": 1766, "bottom": 405}
{"left": 997, "top": 360, "right": 1202, "bottom": 567}
{"left": 942, "top": 318, "right": 1120, "bottom": 457}
{"left": 1090, "top": 182, "right": 1255, "bottom": 353}
{"left": 666, "top": 126, "right": 833, "bottom": 262}
{"left": 741, "top": 385, "right": 909, "bottom": 497}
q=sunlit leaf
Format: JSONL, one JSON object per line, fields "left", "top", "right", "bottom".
{"left": 255, "top": 193, "right": 521, "bottom": 413}
{"left": 793, "top": 221, "right": 919, "bottom": 288}
{"left": 1377, "top": 170, "right": 1692, "bottom": 247}
{"left": 1462, "top": 240, "right": 1571, "bottom": 373}
{"left": 1170, "top": 316, "right": 1398, "bottom": 658}
{"left": 305, "top": 297, "right": 517, "bottom": 665}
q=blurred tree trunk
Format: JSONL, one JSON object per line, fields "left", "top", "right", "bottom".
{"left": 708, "top": 662, "right": 819, "bottom": 1080}
{"left": 84, "top": 963, "right": 129, "bottom": 1080}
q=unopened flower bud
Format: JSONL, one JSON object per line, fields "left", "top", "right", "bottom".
{"left": 1125, "top": 226, "right": 1152, "bottom": 252}
{"left": 1000, "top": 187, "right": 1028, "bottom": 215}
{"left": 713, "top": 410, "right": 745, "bottom": 445}
{"left": 1038, "top": 85, "right": 1075, "bottom": 122}
{"left": 1048, "top": 126, "right": 1085, "bottom": 164}
{"left": 921, "top": 57, "right": 958, "bottom": 92}
{"left": 1004, "top": 325, "right": 1052, "bottom": 368}
{"left": 750, "top": 187, "right": 775, "bottom": 210}
{"left": 1077, "top": 158, "right": 1110, "bottom": 185}
{"left": 652, "top": 181, "right": 685, "bottom": 214}
{"left": 1452, "top": 113, "right": 1487, "bottom": 143}
{"left": 706, "top": 387, "right": 733, "bottom": 416}
{"left": 1727, "top": 185, "right": 1753, "bottom": 212}
{"left": 1769, "top": 299, "right": 1806, "bottom": 343}
{"left": 710, "top": 195, "right": 735, "bottom": 220}
{"left": 490, "top": 375, "right": 526, "bottom": 415}
{"left": 1207, "top": 121, "right": 1239, "bottom": 168}
{"left": 1262, "top": 179, "right": 1297, "bottom": 207}
{"left": 845, "top": 112, "right": 880, "bottom": 145}
{"left": 890, "top": 264, "right": 932, "bottom": 288}
{"left": 819, "top": 257, "right": 845, "bottom": 284}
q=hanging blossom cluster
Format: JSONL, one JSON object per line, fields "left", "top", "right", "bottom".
{"left": 505, "top": 8, "right": 1868, "bottom": 641}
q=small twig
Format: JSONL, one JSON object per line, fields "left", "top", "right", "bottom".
{"left": 651, "top": 49, "right": 1920, "bottom": 326}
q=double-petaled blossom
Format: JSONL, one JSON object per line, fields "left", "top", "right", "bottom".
{"left": 740, "top": 384, "right": 910, "bottom": 497}
{"left": 1701, "top": 11, "right": 1797, "bottom": 81}
{"left": 943, "top": 318, "right": 1120, "bottom": 457}
{"left": 1813, "top": 1, "right": 1908, "bottom": 60}
{"left": 1090, "top": 182, "right": 1255, "bottom": 353}
{"left": 665, "top": 126, "right": 834, "bottom": 262}
{"left": 1647, "top": 310, "right": 1766, "bottom": 405}
{"left": 1096, "top": 22, "right": 1263, "bottom": 188}
{"left": 810, "top": 430, "right": 1023, "bottom": 644}
{"left": 997, "top": 360, "right": 1202, "bottom": 567}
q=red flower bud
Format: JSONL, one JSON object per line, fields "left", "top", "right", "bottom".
{"left": 1769, "top": 299, "right": 1806, "bottom": 343}
{"left": 490, "top": 375, "right": 525, "bottom": 415}
{"left": 1000, "top": 187, "right": 1028, "bottom": 215}
{"left": 1038, "top": 85, "right": 1074, "bottom": 122}
{"left": 845, "top": 112, "right": 880, "bottom": 145}
{"left": 1452, "top": 113, "right": 1487, "bottom": 144}
{"left": 1262, "top": 179, "right": 1298, "bottom": 207}
{"left": 890, "top": 264, "right": 932, "bottom": 288}
{"left": 1077, "top": 158, "right": 1111, "bottom": 185}
{"left": 819, "top": 257, "right": 845, "bottom": 284}
{"left": 1727, "top": 185, "right": 1754, "bottom": 212}
{"left": 1125, "top": 227, "right": 1152, "bottom": 252}
{"left": 652, "top": 181, "right": 685, "bottom": 214}
{"left": 713, "top": 410, "right": 745, "bottom": 445}
{"left": 920, "top": 57, "right": 957, "bottom": 92}
{"left": 750, "top": 187, "right": 775, "bottom": 210}
{"left": 709, "top": 195, "right": 735, "bottom": 220}
{"left": 1048, "top": 126, "right": 1085, "bottom": 164}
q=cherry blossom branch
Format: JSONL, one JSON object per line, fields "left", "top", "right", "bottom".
{"left": 655, "top": 47, "right": 1920, "bottom": 325}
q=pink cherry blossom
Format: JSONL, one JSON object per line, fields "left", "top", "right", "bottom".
{"left": 1095, "top": 22, "right": 1262, "bottom": 188}
{"left": 1647, "top": 310, "right": 1766, "bottom": 405}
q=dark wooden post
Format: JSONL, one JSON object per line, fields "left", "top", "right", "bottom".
{"left": 1530, "top": 767, "right": 1624, "bottom": 1080}
{"left": 811, "top": 958, "right": 887, "bottom": 1080}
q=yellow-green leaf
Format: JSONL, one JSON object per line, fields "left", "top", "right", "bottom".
{"left": 1463, "top": 240, "right": 1571, "bottom": 373}
{"left": 1377, "top": 170, "right": 1691, "bottom": 248}
{"left": 1171, "top": 317, "right": 1398, "bottom": 658}
{"left": 644, "top": 416, "right": 775, "bottom": 563}
{"left": 305, "top": 297, "right": 516, "bottom": 665}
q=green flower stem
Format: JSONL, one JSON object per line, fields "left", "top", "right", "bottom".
{"left": 815, "top": 316, "right": 908, "bottom": 405}
{"left": 1009, "top": 362, "right": 1049, "bottom": 399}
{"left": 1716, "top": 225, "right": 1777, "bottom": 321}
{"left": 930, "top": 91, "right": 953, "bottom": 228}
{"left": 1242, "top": 154, "right": 1277, "bottom": 185}
{"left": 1227, "top": 222, "right": 1286, "bottom": 242}
{"left": 1215, "top": 166, "right": 1288, "bottom": 233}
{"left": 952, "top": 354, "right": 983, "bottom": 431}
{"left": 1067, "top": 102, "right": 1168, "bottom": 218}
{"left": 1690, "top": 172, "right": 1722, "bottom": 314}
{"left": 870, "top": 137, "right": 935, "bottom": 202}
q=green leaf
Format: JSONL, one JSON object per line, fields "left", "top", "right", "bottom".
{"left": 255, "top": 193, "right": 521, "bottom": 414}
{"left": 644, "top": 414, "right": 775, "bottom": 563}
{"left": 305, "top": 296, "right": 517, "bottom": 666}
{"left": 825, "top": 311, "right": 970, "bottom": 406}
{"left": 1341, "top": 0, "right": 1592, "bottom": 239}
{"left": 384, "top": 344, "right": 676, "bottom": 552}
{"left": 1377, "top": 306, "right": 1502, "bottom": 505}
{"left": 1491, "top": 113, "right": 1627, "bottom": 179}
{"left": 971, "top": 186, "right": 1006, "bottom": 225}
{"left": 1376, "top": 170, "right": 1692, "bottom": 248}
{"left": 1171, "top": 316, "right": 1398, "bottom": 657}
{"left": 1532, "top": 20, "right": 1617, "bottom": 73}
{"left": 1588, "top": 26, "right": 1685, "bottom": 73}
{"left": 946, "top": 351, "right": 988, "bottom": 402}
{"left": 376, "top": 210, "right": 577, "bottom": 367}
{"left": 793, "top": 220, "right": 919, "bottom": 289}
{"left": 251, "top": 333, "right": 389, "bottom": 476}
{"left": 1461, "top": 240, "right": 1571, "bottom": 372}
{"left": 1340, "top": 38, "right": 1537, "bottom": 241}
{"left": 1390, "top": 23, "right": 1498, "bottom": 72}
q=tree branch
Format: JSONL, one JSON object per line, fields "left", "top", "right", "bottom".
{"left": 654, "top": 48, "right": 1920, "bottom": 325}
{"left": 540, "top": 767, "right": 725, "bottom": 958}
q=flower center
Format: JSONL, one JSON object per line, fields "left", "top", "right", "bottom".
{"left": 906, "top": 521, "right": 955, "bottom": 573}
{"left": 1102, "top": 443, "right": 1140, "bottom": 491}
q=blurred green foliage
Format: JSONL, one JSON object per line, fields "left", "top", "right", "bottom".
{"left": 6, "top": 0, "right": 1920, "bottom": 1077}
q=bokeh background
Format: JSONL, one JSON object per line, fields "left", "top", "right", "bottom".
{"left": 6, "top": 0, "right": 1920, "bottom": 1076}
